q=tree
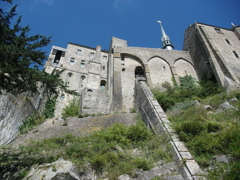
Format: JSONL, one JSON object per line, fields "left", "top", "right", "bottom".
{"left": 0, "top": 0, "right": 77, "bottom": 96}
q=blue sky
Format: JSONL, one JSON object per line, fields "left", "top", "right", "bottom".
{"left": 1, "top": 0, "right": 240, "bottom": 58}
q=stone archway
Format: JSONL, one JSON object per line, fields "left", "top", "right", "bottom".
{"left": 148, "top": 57, "right": 173, "bottom": 90}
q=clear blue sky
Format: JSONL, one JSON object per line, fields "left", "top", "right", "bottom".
{"left": 2, "top": 0, "right": 240, "bottom": 57}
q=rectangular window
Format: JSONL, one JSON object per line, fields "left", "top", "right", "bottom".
{"left": 81, "top": 60, "right": 86, "bottom": 67}
{"left": 70, "top": 58, "right": 75, "bottom": 65}
{"left": 215, "top": 28, "right": 223, "bottom": 34}
{"left": 102, "top": 66, "right": 105, "bottom": 71}
{"left": 76, "top": 49, "right": 82, "bottom": 55}
{"left": 103, "top": 56, "right": 107, "bottom": 61}
{"left": 233, "top": 51, "right": 239, "bottom": 58}
{"left": 90, "top": 52, "right": 95, "bottom": 58}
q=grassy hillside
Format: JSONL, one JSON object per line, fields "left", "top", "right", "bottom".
{"left": 0, "top": 115, "right": 174, "bottom": 180}
{"left": 152, "top": 76, "right": 240, "bottom": 180}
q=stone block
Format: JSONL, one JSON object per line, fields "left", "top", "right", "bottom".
{"left": 174, "top": 142, "right": 188, "bottom": 152}
{"left": 180, "top": 152, "right": 193, "bottom": 160}
{"left": 185, "top": 160, "right": 202, "bottom": 176}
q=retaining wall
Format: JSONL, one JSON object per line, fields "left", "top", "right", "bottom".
{"left": 135, "top": 80, "right": 204, "bottom": 180}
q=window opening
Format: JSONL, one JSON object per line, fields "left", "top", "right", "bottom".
{"left": 122, "top": 68, "right": 125, "bottom": 71}
{"left": 76, "top": 49, "right": 82, "bottom": 55}
{"left": 81, "top": 60, "right": 86, "bottom": 67}
{"left": 80, "top": 75, "right": 86, "bottom": 87}
{"left": 100, "top": 80, "right": 106, "bottom": 90}
{"left": 66, "top": 73, "right": 72, "bottom": 86}
{"left": 87, "top": 89, "right": 92, "bottom": 92}
{"left": 102, "top": 66, "right": 105, "bottom": 71}
{"left": 225, "top": 39, "right": 231, "bottom": 45}
{"left": 70, "top": 58, "right": 75, "bottom": 65}
{"left": 90, "top": 52, "right": 95, "bottom": 58}
{"left": 214, "top": 28, "right": 223, "bottom": 34}
{"left": 103, "top": 56, "right": 107, "bottom": 61}
{"left": 53, "top": 50, "right": 64, "bottom": 65}
{"left": 135, "top": 66, "right": 146, "bottom": 81}
{"left": 135, "top": 66, "right": 144, "bottom": 78}
{"left": 233, "top": 51, "right": 239, "bottom": 58}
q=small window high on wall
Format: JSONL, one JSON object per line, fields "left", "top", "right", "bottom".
{"left": 76, "top": 49, "right": 82, "bottom": 55}
{"left": 100, "top": 80, "right": 106, "bottom": 90}
{"left": 52, "top": 49, "right": 65, "bottom": 65}
{"left": 214, "top": 28, "right": 223, "bottom": 34}
{"left": 70, "top": 58, "right": 75, "bottom": 65}
{"left": 81, "top": 60, "right": 86, "bottom": 67}
{"left": 90, "top": 52, "right": 95, "bottom": 58}
{"left": 225, "top": 39, "right": 231, "bottom": 45}
{"left": 103, "top": 56, "right": 107, "bottom": 61}
{"left": 233, "top": 51, "right": 239, "bottom": 58}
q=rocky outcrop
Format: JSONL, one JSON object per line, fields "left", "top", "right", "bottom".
{"left": 23, "top": 158, "right": 80, "bottom": 180}
{"left": 0, "top": 92, "right": 43, "bottom": 145}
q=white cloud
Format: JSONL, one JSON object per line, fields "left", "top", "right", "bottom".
{"left": 31, "top": 0, "right": 54, "bottom": 10}
{"left": 114, "top": 0, "right": 132, "bottom": 12}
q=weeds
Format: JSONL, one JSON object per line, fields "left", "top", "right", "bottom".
{"left": 42, "top": 95, "right": 57, "bottom": 118}
{"left": 62, "top": 97, "right": 80, "bottom": 119}
{"left": 19, "top": 114, "right": 45, "bottom": 134}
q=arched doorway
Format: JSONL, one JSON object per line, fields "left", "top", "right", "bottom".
{"left": 135, "top": 66, "right": 145, "bottom": 78}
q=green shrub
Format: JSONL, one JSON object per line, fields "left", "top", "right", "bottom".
{"left": 42, "top": 95, "right": 57, "bottom": 118}
{"left": 62, "top": 97, "right": 80, "bottom": 119}
{"left": 19, "top": 114, "right": 45, "bottom": 134}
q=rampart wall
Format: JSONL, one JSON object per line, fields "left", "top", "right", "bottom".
{"left": 135, "top": 79, "right": 203, "bottom": 180}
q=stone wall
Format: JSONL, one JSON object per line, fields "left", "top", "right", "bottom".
{"left": 0, "top": 92, "right": 43, "bottom": 145}
{"left": 184, "top": 23, "right": 240, "bottom": 89}
{"left": 81, "top": 88, "right": 110, "bottom": 115}
{"left": 135, "top": 80, "right": 203, "bottom": 180}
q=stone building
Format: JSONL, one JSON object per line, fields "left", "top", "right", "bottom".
{"left": 44, "top": 22, "right": 240, "bottom": 117}
{"left": 184, "top": 22, "right": 240, "bottom": 89}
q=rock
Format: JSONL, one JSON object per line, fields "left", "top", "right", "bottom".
{"left": 53, "top": 118, "right": 65, "bottom": 126}
{"left": 219, "top": 101, "right": 234, "bottom": 110}
{"left": 203, "top": 105, "right": 213, "bottom": 111}
{"left": 128, "top": 148, "right": 142, "bottom": 156}
{"left": 118, "top": 174, "right": 132, "bottom": 180}
{"left": 78, "top": 162, "right": 97, "bottom": 180}
{"left": 214, "top": 155, "right": 232, "bottom": 164}
{"left": 23, "top": 158, "right": 80, "bottom": 180}
{"left": 115, "top": 145, "right": 124, "bottom": 153}
{"left": 229, "top": 97, "right": 238, "bottom": 102}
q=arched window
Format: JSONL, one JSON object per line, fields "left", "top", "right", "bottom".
{"left": 66, "top": 72, "right": 73, "bottom": 86}
{"left": 100, "top": 80, "right": 106, "bottom": 90}
{"left": 80, "top": 75, "right": 86, "bottom": 87}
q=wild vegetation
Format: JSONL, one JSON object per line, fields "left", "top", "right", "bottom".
{"left": 19, "top": 95, "right": 58, "bottom": 134}
{"left": 62, "top": 97, "right": 81, "bottom": 119}
{"left": 152, "top": 75, "right": 240, "bottom": 180}
{"left": 0, "top": 115, "right": 173, "bottom": 180}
